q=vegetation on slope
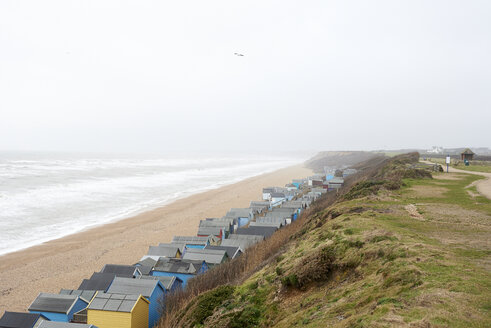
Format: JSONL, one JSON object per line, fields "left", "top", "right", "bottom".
{"left": 304, "top": 151, "right": 381, "bottom": 173}
{"left": 159, "top": 153, "right": 491, "bottom": 327}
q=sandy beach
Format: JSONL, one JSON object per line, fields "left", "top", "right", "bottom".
{"left": 0, "top": 164, "right": 311, "bottom": 314}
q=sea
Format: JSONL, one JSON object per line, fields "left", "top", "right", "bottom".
{"left": 0, "top": 151, "right": 304, "bottom": 256}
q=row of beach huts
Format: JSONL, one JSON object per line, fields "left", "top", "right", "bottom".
{"left": 0, "top": 170, "right": 354, "bottom": 328}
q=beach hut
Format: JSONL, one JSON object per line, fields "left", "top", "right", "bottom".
{"left": 328, "top": 177, "right": 344, "bottom": 191}
{"left": 196, "top": 226, "right": 225, "bottom": 240}
{"left": 144, "top": 245, "right": 182, "bottom": 260}
{"left": 78, "top": 272, "right": 116, "bottom": 292}
{"left": 151, "top": 258, "right": 208, "bottom": 287}
{"left": 256, "top": 216, "right": 288, "bottom": 226}
{"left": 28, "top": 293, "right": 88, "bottom": 322}
{"left": 87, "top": 292, "right": 148, "bottom": 328}
{"left": 262, "top": 187, "right": 276, "bottom": 200}
{"left": 235, "top": 226, "right": 277, "bottom": 239}
{"left": 221, "top": 234, "right": 263, "bottom": 250}
{"left": 225, "top": 208, "right": 254, "bottom": 227}
{"left": 99, "top": 265, "right": 141, "bottom": 278}
{"left": 171, "top": 236, "right": 217, "bottom": 249}
{"left": 106, "top": 277, "right": 165, "bottom": 328}
{"left": 249, "top": 221, "right": 283, "bottom": 229}
{"left": 182, "top": 248, "right": 228, "bottom": 266}
{"left": 39, "top": 322, "right": 97, "bottom": 328}
{"left": 204, "top": 245, "right": 242, "bottom": 259}
{"left": 158, "top": 243, "right": 187, "bottom": 256}
{"left": 311, "top": 187, "right": 327, "bottom": 195}
{"left": 270, "top": 193, "right": 286, "bottom": 207}
{"left": 0, "top": 312, "right": 48, "bottom": 328}
{"left": 59, "top": 290, "right": 98, "bottom": 304}
{"left": 134, "top": 258, "right": 157, "bottom": 276}
{"left": 200, "top": 218, "right": 234, "bottom": 234}
{"left": 292, "top": 179, "right": 304, "bottom": 189}
{"left": 138, "top": 276, "right": 183, "bottom": 292}
{"left": 270, "top": 207, "right": 298, "bottom": 221}
{"left": 249, "top": 201, "right": 270, "bottom": 214}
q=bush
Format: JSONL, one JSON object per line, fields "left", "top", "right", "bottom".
{"left": 281, "top": 274, "right": 299, "bottom": 288}
{"left": 190, "top": 285, "right": 235, "bottom": 326}
{"left": 228, "top": 306, "right": 261, "bottom": 328}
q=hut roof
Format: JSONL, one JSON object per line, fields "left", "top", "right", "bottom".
{"left": 226, "top": 208, "right": 253, "bottom": 218}
{"left": 158, "top": 242, "right": 186, "bottom": 253}
{"left": 100, "top": 264, "right": 139, "bottom": 278}
{"left": 138, "top": 276, "right": 183, "bottom": 290}
{"left": 28, "top": 293, "right": 84, "bottom": 314}
{"left": 107, "top": 277, "right": 163, "bottom": 297}
{"left": 197, "top": 226, "right": 224, "bottom": 236}
{"left": 235, "top": 226, "right": 277, "bottom": 238}
{"left": 136, "top": 257, "right": 157, "bottom": 268}
{"left": 182, "top": 248, "right": 228, "bottom": 265}
{"left": 0, "top": 312, "right": 47, "bottom": 328}
{"left": 147, "top": 245, "right": 180, "bottom": 258}
{"left": 88, "top": 292, "right": 146, "bottom": 313}
{"left": 228, "top": 234, "right": 264, "bottom": 241}
{"left": 220, "top": 236, "right": 263, "bottom": 249}
{"left": 171, "top": 236, "right": 211, "bottom": 245}
{"left": 204, "top": 245, "right": 242, "bottom": 259}
{"left": 59, "top": 289, "right": 97, "bottom": 303}
{"left": 78, "top": 272, "right": 115, "bottom": 291}
{"left": 153, "top": 258, "right": 206, "bottom": 274}
{"left": 199, "top": 220, "right": 230, "bottom": 230}
{"left": 461, "top": 148, "right": 475, "bottom": 155}
{"left": 249, "top": 221, "right": 283, "bottom": 229}
{"left": 256, "top": 216, "right": 286, "bottom": 224}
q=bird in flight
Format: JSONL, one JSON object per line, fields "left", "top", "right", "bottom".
{"left": 234, "top": 53, "right": 244, "bottom": 57}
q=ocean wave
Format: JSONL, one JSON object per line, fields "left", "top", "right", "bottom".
{"left": 0, "top": 154, "right": 301, "bottom": 256}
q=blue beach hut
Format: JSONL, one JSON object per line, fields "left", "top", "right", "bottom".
{"left": 28, "top": 293, "right": 88, "bottom": 322}
{"left": 151, "top": 258, "right": 208, "bottom": 287}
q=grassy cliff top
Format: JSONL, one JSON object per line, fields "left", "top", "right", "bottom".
{"left": 159, "top": 153, "right": 491, "bottom": 328}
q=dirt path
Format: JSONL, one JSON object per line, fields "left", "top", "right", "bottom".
{"left": 422, "top": 161, "right": 491, "bottom": 200}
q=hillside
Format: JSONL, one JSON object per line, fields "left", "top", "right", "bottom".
{"left": 159, "top": 153, "right": 491, "bottom": 327}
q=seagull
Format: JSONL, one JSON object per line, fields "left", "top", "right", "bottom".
{"left": 234, "top": 53, "right": 244, "bottom": 57}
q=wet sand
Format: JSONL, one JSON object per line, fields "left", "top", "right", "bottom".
{"left": 0, "top": 164, "right": 312, "bottom": 313}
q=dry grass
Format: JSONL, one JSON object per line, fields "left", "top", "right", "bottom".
{"left": 408, "top": 186, "right": 447, "bottom": 198}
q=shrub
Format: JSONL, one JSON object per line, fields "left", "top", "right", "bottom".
{"left": 281, "top": 274, "right": 299, "bottom": 288}
{"left": 190, "top": 285, "right": 235, "bottom": 326}
{"left": 228, "top": 306, "right": 261, "bottom": 328}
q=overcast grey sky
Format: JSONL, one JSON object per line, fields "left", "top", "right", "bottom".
{"left": 1, "top": 0, "right": 490, "bottom": 153}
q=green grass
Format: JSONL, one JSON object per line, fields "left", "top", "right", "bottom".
{"left": 402, "top": 172, "right": 491, "bottom": 215}
{"left": 169, "top": 159, "right": 491, "bottom": 328}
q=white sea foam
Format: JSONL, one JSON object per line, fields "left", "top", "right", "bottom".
{"left": 0, "top": 152, "right": 302, "bottom": 256}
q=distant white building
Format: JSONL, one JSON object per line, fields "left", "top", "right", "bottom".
{"left": 427, "top": 146, "right": 444, "bottom": 154}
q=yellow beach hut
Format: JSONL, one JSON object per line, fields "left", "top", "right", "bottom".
{"left": 87, "top": 292, "right": 149, "bottom": 328}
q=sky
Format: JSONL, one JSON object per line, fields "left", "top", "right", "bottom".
{"left": 0, "top": 0, "right": 490, "bottom": 154}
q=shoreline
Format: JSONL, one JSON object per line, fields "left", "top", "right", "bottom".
{"left": 0, "top": 164, "right": 312, "bottom": 313}
{"left": 0, "top": 163, "right": 300, "bottom": 258}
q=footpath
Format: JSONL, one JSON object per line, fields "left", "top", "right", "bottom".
{"left": 422, "top": 160, "right": 491, "bottom": 200}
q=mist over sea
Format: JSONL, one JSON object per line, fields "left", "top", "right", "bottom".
{"left": 0, "top": 151, "right": 303, "bottom": 256}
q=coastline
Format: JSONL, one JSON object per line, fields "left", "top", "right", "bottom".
{"left": 0, "top": 164, "right": 312, "bottom": 313}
